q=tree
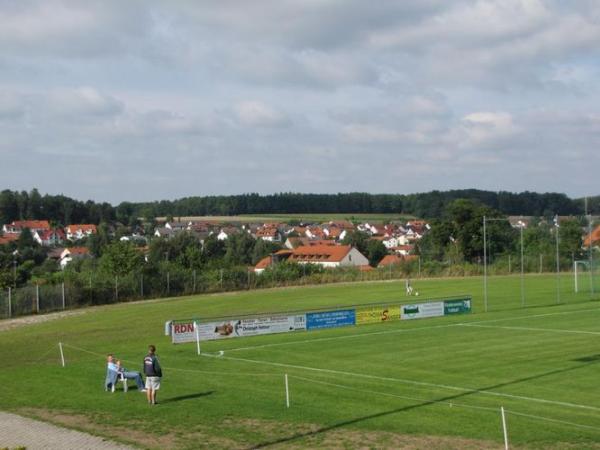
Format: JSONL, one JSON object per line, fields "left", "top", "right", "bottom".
{"left": 342, "top": 231, "right": 370, "bottom": 255}
{"left": 366, "top": 239, "right": 387, "bottom": 267}
{"left": 99, "top": 241, "right": 143, "bottom": 277}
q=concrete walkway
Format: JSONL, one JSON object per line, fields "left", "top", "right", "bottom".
{"left": 0, "top": 411, "right": 136, "bottom": 450}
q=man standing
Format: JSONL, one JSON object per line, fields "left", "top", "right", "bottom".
{"left": 143, "top": 345, "right": 162, "bottom": 405}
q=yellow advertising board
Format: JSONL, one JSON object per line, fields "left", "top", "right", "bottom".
{"left": 355, "top": 305, "right": 401, "bottom": 325}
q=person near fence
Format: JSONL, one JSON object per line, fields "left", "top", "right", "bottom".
{"left": 405, "top": 278, "right": 414, "bottom": 296}
{"left": 116, "top": 359, "right": 146, "bottom": 392}
{"left": 143, "top": 345, "right": 162, "bottom": 405}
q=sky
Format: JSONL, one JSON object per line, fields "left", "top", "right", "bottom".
{"left": 1, "top": 0, "right": 599, "bottom": 204}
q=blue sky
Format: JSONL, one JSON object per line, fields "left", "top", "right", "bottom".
{"left": 1, "top": 0, "right": 599, "bottom": 203}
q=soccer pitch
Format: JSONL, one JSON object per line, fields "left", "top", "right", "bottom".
{"left": 1, "top": 274, "right": 600, "bottom": 449}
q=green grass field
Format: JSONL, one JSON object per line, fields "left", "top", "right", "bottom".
{"left": 1, "top": 274, "right": 600, "bottom": 449}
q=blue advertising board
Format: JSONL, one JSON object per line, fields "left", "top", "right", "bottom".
{"left": 306, "top": 309, "right": 356, "bottom": 330}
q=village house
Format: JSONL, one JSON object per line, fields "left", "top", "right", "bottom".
{"left": 0, "top": 233, "right": 19, "bottom": 246}
{"left": 255, "top": 224, "right": 282, "bottom": 242}
{"left": 2, "top": 220, "right": 51, "bottom": 235}
{"left": 59, "top": 247, "right": 91, "bottom": 269}
{"left": 377, "top": 254, "right": 404, "bottom": 268}
{"left": 33, "top": 228, "right": 66, "bottom": 246}
{"left": 66, "top": 224, "right": 97, "bottom": 241}
{"left": 254, "top": 244, "right": 368, "bottom": 273}
{"left": 583, "top": 225, "right": 600, "bottom": 249}
{"left": 284, "top": 237, "right": 338, "bottom": 249}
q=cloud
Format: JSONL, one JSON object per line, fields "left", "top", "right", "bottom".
{"left": 459, "top": 111, "right": 518, "bottom": 148}
{"left": 233, "top": 101, "right": 291, "bottom": 128}
{"left": 1, "top": 1, "right": 599, "bottom": 201}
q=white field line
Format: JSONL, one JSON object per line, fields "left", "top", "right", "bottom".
{"left": 461, "top": 323, "right": 600, "bottom": 336}
{"left": 222, "top": 306, "right": 600, "bottom": 353}
{"left": 506, "top": 410, "right": 600, "bottom": 433}
{"left": 224, "top": 323, "right": 457, "bottom": 352}
{"left": 290, "top": 374, "right": 499, "bottom": 413}
{"left": 217, "top": 354, "right": 600, "bottom": 413}
{"left": 466, "top": 307, "right": 600, "bottom": 325}
{"left": 292, "top": 374, "right": 600, "bottom": 434}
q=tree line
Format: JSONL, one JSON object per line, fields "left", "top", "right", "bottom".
{"left": 1, "top": 188, "right": 597, "bottom": 226}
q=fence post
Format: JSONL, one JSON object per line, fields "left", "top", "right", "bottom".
{"left": 115, "top": 276, "right": 119, "bottom": 301}
{"left": 140, "top": 274, "right": 144, "bottom": 297}
{"left": 61, "top": 282, "right": 65, "bottom": 310}
{"left": 418, "top": 256, "right": 421, "bottom": 278}
{"left": 220, "top": 269, "right": 223, "bottom": 290}
{"left": 167, "top": 272, "right": 170, "bottom": 295}
{"left": 508, "top": 255, "right": 511, "bottom": 273}
{"left": 8, "top": 287, "right": 11, "bottom": 318}
{"left": 539, "top": 254, "right": 543, "bottom": 273}
{"left": 501, "top": 406, "right": 509, "bottom": 450}
{"left": 193, "top": 269, "right": 197, "bottom": 293}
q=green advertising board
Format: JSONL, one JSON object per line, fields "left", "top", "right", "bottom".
{"left": 444, "top": 298, "right": 472, "bottom": 315}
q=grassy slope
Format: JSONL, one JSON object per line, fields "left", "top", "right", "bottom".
{"left": 1, "top": 274, "right": 600, "bottom": 449}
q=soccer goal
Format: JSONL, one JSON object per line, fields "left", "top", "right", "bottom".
{"left": 574, "top": 260, "right": 595, "bottom": 294}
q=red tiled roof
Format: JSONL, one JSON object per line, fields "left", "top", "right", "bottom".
{"left": 67, "top": 247, "right": 90, "bottom": 255}
{"left": 67, "top": 224, "right": 97, "bottom": 233}
{"left": 11, "top": 220, "right": 51, "bottom": 230}
{"left": 0, "top": 234, "right": 19, "bottom": 245}
{"left": 288, "top": 245, "right": 351, "bottom": 263}
{"left": 255, "top": 256, "right": 273, "bottom": 270}
{"left": 378, "top": 255, "right": 402, "bottom": 267}
{"left": 583, "top": 225, "right": 600, "bottom": 247}
{"left": 40, "top": 229, "right": 65, "bottom": 240}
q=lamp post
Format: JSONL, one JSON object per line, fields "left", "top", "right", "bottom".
{"left": 554, "top": 215, "right": 560, "bottom": 304}
{"left": 518, "top": 220, "right": 525, "bottom": 307}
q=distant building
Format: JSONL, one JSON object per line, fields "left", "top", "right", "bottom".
{"left": 2, "top": 220, "right": 51, "bottom": 235}
{"left": 66, "top": 224, "right": 97, "bottom": 241}
{"left": 33, "top": 228, "right": 66, "bottom": 246}
{"left": 254, "top": 245, "right": 368, "bottom": 272}
{"left": 59, "top": 247, "right": 91, "bottom": 268}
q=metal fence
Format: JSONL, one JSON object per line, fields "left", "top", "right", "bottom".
{"left": 0, "top": 255, "right": 598, "bottom": 320}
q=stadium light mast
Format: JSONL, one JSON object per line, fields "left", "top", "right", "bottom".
{"left": 587, "top": 198, "right": 594, "bottom": 296}
{"left": 483, "top": 215, "right": 487, "bottom": 312}
{"left": 518, "top": 220, "right": 525, "bottom": 307}
{"left": 554, "top": 215, "right": 560, "bottom": 304}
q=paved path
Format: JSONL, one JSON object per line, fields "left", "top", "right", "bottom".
{"left": 0, "top": 411, "right": 136, "bottom": 450}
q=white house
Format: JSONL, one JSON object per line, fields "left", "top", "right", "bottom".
{"left": 66, "top": 224, "right": 97, "bottom": 241}
{"left": 59, "top": 247, "right": 91, "bottom": 269}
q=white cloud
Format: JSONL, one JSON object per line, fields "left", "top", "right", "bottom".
{"left": 458, "top": 111, "right": 518, "bottom": 148}
{"left": 233, "top": 101, "right": 291, "bottom": 128}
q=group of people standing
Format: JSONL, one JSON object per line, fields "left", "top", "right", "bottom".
{"left": 105, "top": 345, "right": 163, "bottom": 405}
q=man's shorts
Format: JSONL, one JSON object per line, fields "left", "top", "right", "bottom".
{"left": 145, "top": 376, "right": 161, "bottom": 390}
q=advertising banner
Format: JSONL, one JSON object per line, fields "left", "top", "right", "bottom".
{"left": 173, "top": 314, "right": 306, "bottom": 343}
{"left": 401, "top": 301, "right": 444, "bottom": 320}
{"left": 306, "top": 309, "right": 355, "bottom": 330}
{"left": 444, "top": 298, "right": 472, "bottom": 315}
{"left": 355, "top": 305, "right": 401, "bottom": 325}
{"left": 170, "top": 321, "right": 197, "bottom": 344}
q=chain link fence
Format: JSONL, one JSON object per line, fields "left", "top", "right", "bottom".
{"left": 0, "top": 253, "right": 598, "bottom": 320}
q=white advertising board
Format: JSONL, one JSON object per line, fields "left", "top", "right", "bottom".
{"left": 171, "top": 314, "right": 306, "bottom": 343}
{"left": 401, "top": 301, "right": 444, "bottom": 320}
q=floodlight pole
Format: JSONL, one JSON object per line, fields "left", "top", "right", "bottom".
{"left": 483, "top": 216, "right": 488, "bottom": 313}
{"left": 555, "top": 219, "right": 560, "bottom": 304}
{"left": 519, "top": 223, "right": 525, "bottom": 307}
{"left": 589, "top": 207, "right": 595, "bottom": 296}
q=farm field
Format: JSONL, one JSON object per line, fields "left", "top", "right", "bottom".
{"left": 1, "top": 274, "right": 600, "bottom": 449}
{"left": 154, "top": 212, "right": 415, "bottom": 223}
